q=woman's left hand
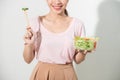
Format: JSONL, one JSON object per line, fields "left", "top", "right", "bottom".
{"left": 75, "top": 49, "right": 94, "bottom": 55}
{"left": 75, "top": 49, "right": 87, "bottom": 55}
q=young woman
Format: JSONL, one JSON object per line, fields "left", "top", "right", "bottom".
{"left": 23, "top": 0, "right": 92, "bottom": 80}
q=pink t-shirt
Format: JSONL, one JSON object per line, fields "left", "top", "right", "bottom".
{"left": 30, "top": 16, "right": 86, "bottom": 64}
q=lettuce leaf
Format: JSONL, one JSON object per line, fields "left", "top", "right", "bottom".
{"left": 22, "top": 8, "right": 29, "bottom": 11}
{"left": 74, "top": 37, "right": 98, "bottom": 51}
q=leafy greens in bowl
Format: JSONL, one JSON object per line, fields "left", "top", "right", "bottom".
{"left": 74, "top": 36, "right": 98, "bottom": 51}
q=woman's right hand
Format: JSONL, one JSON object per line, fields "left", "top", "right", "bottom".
{"left": 23, "top": 27, "right": 36, "bottom": 64}
{"left": 23, "top": 27, "right": 35, "bottom": 45}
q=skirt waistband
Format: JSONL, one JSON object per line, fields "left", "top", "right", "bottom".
{"left": 38, "top": 61, "right": 73, "bottom": 69}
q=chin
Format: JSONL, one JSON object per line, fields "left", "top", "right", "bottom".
{"left": 53, "top": 10, "right": 63, "bottom": 15}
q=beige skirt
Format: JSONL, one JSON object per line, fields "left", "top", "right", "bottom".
{"left": 30, "top": 61, "right": 78, "bottom": 80}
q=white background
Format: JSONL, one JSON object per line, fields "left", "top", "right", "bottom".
{"left": 0, "top": 0, "right": 120, "bottom": 80}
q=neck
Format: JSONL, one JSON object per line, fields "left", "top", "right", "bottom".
{"left": 46, "top": 11, "right": 67, "bottom": 22}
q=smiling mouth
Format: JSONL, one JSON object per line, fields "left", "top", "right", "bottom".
{"left": 52, "top": 5, "right": 63, "bottom": 11}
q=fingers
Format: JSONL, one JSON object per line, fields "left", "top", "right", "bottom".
{"left": 83, "top": 50, "right": 88, "bottom": 55}
{"left": 24, "top": 33, "right": 31, "bottom": 39}
{"left": 75, "top": 49, "right": 88, "bottom": 55}
{"left": 26, "top": 27, "right": 31, "bottom": 30}
{"left": 24, "top": 27, "right": 33, "bottom": 39}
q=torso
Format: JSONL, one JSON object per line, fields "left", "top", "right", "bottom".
{"left": 33, "top": 16, "right": 85, "bottom": 64}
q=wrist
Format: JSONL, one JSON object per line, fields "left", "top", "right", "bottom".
{"left": 24, "top": 43, "right": 35, "bottom": 51}
{"left": 24, "top": 42, "right": 34, "bottom": 47}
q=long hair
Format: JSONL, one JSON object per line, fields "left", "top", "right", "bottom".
{"left": 65, "top": 9, "right": 68, "bottom": 16}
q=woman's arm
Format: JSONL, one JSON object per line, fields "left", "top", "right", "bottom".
{"left": 23, "top": 44, "right": 35, "bottom": 64}
{"left": 74, "top": 50, "right": 87, "bottom": 64}
{"left": 23, "top": 27, "right": 36, "bottom": 64}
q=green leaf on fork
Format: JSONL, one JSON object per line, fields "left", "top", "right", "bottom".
{"left": 22, "top": 8, "right": 29, "bottom": 11}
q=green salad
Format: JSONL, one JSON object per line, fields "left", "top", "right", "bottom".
{"left": 74, "top": 36, "right": 98, "bottom": 51}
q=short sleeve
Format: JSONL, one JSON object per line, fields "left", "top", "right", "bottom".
{"left": 29, "top": 17, "right": 41, "bottom": 58}
{"left": 74, "top": 18, "right": 86, "bottom": 37}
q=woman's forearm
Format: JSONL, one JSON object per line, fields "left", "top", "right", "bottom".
{"left": 74, "top": 52, "right": 86, "bottom": 64}
{"left": 23, "top": 44, "right": 35, "bottom": 64}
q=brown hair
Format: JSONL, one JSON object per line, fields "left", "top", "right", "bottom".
{"left": 65, "top": 9, "right": 68, "bottom": 16}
